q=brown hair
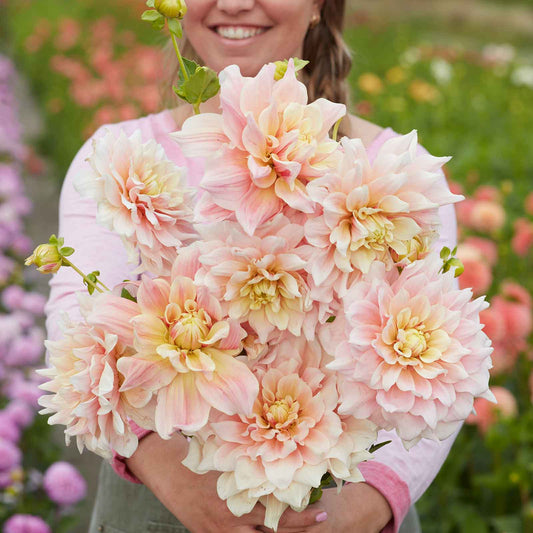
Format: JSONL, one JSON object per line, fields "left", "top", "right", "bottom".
{"left": 160, "top": 0, "right": 352, "bottom": 117}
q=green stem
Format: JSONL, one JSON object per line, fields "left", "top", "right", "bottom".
{"left": 97, "top": 278, "right": 111, "bottom": 292}
{"left": 332, "top": 117, "right": 342, "bottom": 142}
{"left": 61, "top": 257, "right": 104, "bottom": 293}
{"left": 171, "top": 31, "right": 189, "bottom": 82}
{"left": 193, "top": 101, "right": 201, "bottom": 115}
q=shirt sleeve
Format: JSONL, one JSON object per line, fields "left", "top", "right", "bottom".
{"left": 358, "top": 144, "right": 461, "bottom": 533}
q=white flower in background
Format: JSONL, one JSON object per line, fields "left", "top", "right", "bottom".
{"left": 511, "top": 65, "right": 533, "bottom": 89}
{"left": 430, "top": 58, "right": 453, "bottom": 85}
{"left": 400, "top": 47, "right": 421, "bottom": 66}
{"left": 482, "top": 43, "right": 516, "bottom": 65}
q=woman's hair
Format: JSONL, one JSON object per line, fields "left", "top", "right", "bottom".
{"left": 160, "top": 0, "right": 352, "bottom": 110}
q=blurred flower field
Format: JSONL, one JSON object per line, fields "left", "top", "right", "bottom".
{"left": 1, "top": 0, "right": 532, "bottom": 531}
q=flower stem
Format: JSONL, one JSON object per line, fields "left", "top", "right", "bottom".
{"left": 171, "top": 31, "right": 189, "bottom": 83}
{"left": 61, "top": 257, "right": 104, "bottom": 293}
{"left": 332, "top": 117, "right": 342, "bottom": 142}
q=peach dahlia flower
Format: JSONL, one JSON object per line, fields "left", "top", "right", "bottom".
{"left": 196, "top": 215, "right": 313, "bottom": 343}
{"left": 102, "top": 273, "right": 259, "bottom": 436}
{"left": 172, "top": 60, "right": 345, "bottom": 235}
{"left": 305, "top": 133, "right": 463, "bottom": 292}
{"left": 183, "top": 336, "right": 377, "bottom": 531}
{"left": 39, "top": 314, "right": 138, "bottom": 459}
{"left": 76, "top": 129, "right": 196, "bottom": 276}
{"left": 330, "top": 253, "right": 494, "bottom": 448}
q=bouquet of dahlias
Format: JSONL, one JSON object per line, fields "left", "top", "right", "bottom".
{"left": 27, "top": 3, "right": 495, "bottom": 530}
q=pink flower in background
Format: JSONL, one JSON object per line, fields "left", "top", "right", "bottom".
{"left": 75, "top": 128, "right": 196, "bottom": 276}
{"left": 184, "top": 336, "right": 376, "bottom": 531}
{"left": 461, "top": 236, "right": 498, "bottom": 266}
{"left": 173, "top": 60, "right": 345, "bottom": 234}
{"left": 511, "top": 218, "right": 533, "bottom": 257}
{"left": 3, "top": 515, "right": 51, "bottom": 533}
{"left": 305, "top": 132, "right": 462, "bottom": 292}
{"left": 4, "top": 400, "right": 35, "bottom": 429}
{"left": 39, "top": 313, "right": 138, "bottom": 459}
{"left": 473, "top": 185, "right": 501, "bottom": 202}
{"left": 0, "top": 413, "right": 21, "bottom": 442}
{"left": 500, "top": 280, "right": 531, "bottom": 307}
{"left": 197, "top": 216, "right": 312, "bottom": 343}
{"left": 54, "top": 18, "right": 81, "bottom": 51}
{"left": 468, "top": 199, "right": 506, "bottom": 233}
{"left": 0, "top": 438, "right": 21, "bottom": 471}
{"left": 43, "top": 461, "right": 87, "bottom": 506}
{"left": 456, "top": 241, "right": 493, "bottom": 295}
{"left": 331, "top": 254, "right": 494, "bottom": 448}
{"left": 111, "top": 272, "right": 258, "bottom": 436}
{"left": 466, "top": 386, "right": 517, "bottom": 434}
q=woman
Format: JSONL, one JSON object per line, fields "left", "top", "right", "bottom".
{"left": 45, "top": 1, "right": 459, "bottom": 531}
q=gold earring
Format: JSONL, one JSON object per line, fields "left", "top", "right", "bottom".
{"left": 309, "top": 14, "right": 321, "bottom": 29}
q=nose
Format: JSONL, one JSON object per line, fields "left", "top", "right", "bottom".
{"left": 216, "top": 0, "right": 255, "bottom": 15}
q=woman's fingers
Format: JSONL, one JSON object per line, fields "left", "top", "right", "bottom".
{"left": 276, "top": 505, "right": 328, "bottom": 529}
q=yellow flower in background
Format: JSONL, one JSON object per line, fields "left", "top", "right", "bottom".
{"left": 409, "top": 79, "right": 440, "bottom": 103}
{"left": 358, "top": 72, "right": 384, "bottom": 95}
{"left": 386, "top": 66, "right": 406, "bottom": 84}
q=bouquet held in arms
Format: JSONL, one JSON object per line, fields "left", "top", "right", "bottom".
{"left": 26, "top": 1, "right": 494, "bottom": 529}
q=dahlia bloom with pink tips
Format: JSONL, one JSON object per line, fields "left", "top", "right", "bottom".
{"left": 172, "top": 60, "right": 346, "bottom": 235}
{"left": 196, "top": 215, "right": 313, "bottom": 343}
{"left": 183, "top": 335, "right": 377, "bottom": 531}
{"left": 305, "top": 133, "right": 463, "bottom": 295}
{"left": 330, "top": 253, "right": 494, "bottom": 448}
{"left": 75, "top": 128, "right": 196, "bottom": 276}
{"left": 38, "top": 313, "right": 138, "bottom": 459}
{"left": 102, "top": 271, "right": 259, "bottom": 436}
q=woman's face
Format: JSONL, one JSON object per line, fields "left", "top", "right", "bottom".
{"left": 183, "top": 0, "right": 322, "bottom": 76}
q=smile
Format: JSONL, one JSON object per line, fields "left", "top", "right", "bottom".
{"left": 214, "top": 26, "right": 268, "bottom": 40}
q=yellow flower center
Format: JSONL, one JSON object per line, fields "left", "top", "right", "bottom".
{"left": 166, "top": 299, "right": 212, "bottom": 350}
{"left": 264, "top": 397, "right": 299, "bottom": 430}
{"left": 394, "top": 327, "right": 428, "bottom": 359}
{"left": 241, "top": 278, "right": 278, "bottom": 310}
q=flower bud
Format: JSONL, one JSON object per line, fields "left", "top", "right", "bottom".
{"left": 24, "top": 244, "right": 62, "bottom": 274}
{"left": 154, "top": 0, "right": 187, "bottom": 19}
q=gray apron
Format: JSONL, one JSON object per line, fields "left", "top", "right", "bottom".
{"left": 89, "top": 461, "right": 421, "bottom": 533}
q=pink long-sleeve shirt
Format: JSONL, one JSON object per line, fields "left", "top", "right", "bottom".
{"left": 45, "top": 109, "right": 460, "bottom": 533}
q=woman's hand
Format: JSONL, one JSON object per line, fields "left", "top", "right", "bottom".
{"left": 259, "top": 482, "right": 393, "bottom": 533}
{"left": 124, "top": 432, "right": 329, "bottom": 532}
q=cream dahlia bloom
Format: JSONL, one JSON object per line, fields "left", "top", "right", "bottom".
{"left": 39, "top": 315, "right": 138, "bottom": 459}
{"left": 183, "top": 336, "right": 377, "bottom": 531}
{"left": 305, "top": 133, "right": 463, "bottom": 292}
{"left": 76, "top": 128, "right": 196, "bottom": 276}
{"left": 330, "top": 254, "right": 494, "bottom": 448}
{"left": 196, "top": 215, "right": 313, "bottom": 343}
{"left": 97, "top": 271, "right": 259, "bottom": 436}
{"left": 172, "top": 60, "right": 345, "bottom": 235}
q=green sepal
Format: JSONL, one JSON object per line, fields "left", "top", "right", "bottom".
{"left": 167, "top": 17, "right": 183, "bottom": 38}
{"left": 308, "top": 472, "right": 335, "bottom": 504}
{"left": 141, "top": 10, "right": 165, "bottom": 30}
{"left": 174, "top": 65, "right": 220, "bottom": 105}
{"left": 121, "top": 288, "right": 137, "bottom": 303}
{"left": 48, "top": 234, "right": 64, "bottom": 248}
{"left": 368, "top": 440, "right": 392, "bottom": 453}
{"left": 326, "top": 315, "right": 336, "bottom": 323}
{"left": 440, "top": 246, "right": 451, "bottom": 260}
{"left": 274, "top": 58, "right": 309, "bottom": 81}
{"left": 146, "top": 0, "right": 155, "bottom": 7}
{"left": 308, "top": 486, "right": 323, "bottom": 505}
{"left": 447, "top": 257, "right": 465, "bottom": 277}
{"left": 59, "top": 247, "right": 74, "bottom": 257}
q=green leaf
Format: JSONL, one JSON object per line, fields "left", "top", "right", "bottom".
{"left": 308, "top": 486, "right": 323, "bottom": 505}
{"left": 273, "top": 58, "right": 309, "bottom": 80}
{"left": 146, "top": 0, "right": 155, "bottom": 7}
{"left": 167, "top": 17, "right": 182, "bottom": 38}
{"left": 369, "top": 440, "right": 392, "bottom": 453}
{"left": 326, "top": 315, "right": 336, "bottom": 323}
{"left": 448, "top": 258, "right": 464, "bottom": 277}
{"left": 59, "top": 246, "right": 74, "bottom": 257}
{"left": 440, "top": 246, "right": 450, "bottom": 260}
{"left": 121, "top": 288, "right": 137, "bottom": 303}
{"left": 174, "top": 66, "right": 220, "bottom": 105}
{"left": 141, "top": 9, "right": 161, "bottom": 22}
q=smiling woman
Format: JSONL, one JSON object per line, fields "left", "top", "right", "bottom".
{"left": 44, "top": 1, "right": 459, "bottom": 532}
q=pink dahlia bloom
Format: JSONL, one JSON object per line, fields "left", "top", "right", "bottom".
{"left": 305, "top": 133, "right": 463, "bottom": 294}
{"left": 111, "top": 272, "right": 258, "bottom": 436}
{"left": 43, "top": 461, "right": 87, "bottom": 506}
{"left": 75, "top": 128, "right": 196, "bottom": 276}
{"left": 38, "top": 313, "right": 138, "bottom": 459}
{"left": 183, "top": 336, "right": 377, "bottom": 531}
{"left": 172, "top": 60, "right": 345, "bottom": 235}
{"left": 197, "top": 215, "right": 313, "bottom": 343}
{"left": 3, "top": 514, "right": 51, "bottom": 533}
{"left": 330, "top": 253, "right": 494, "bottom": 448}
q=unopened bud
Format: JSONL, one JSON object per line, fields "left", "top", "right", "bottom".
{"left": 24, "top": 244, "right": 62, "bottom": 274}
{"left": 155, "top": 0, "right": 187, "bottom": 19}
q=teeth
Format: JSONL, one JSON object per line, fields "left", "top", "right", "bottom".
{"left": 216, "top": 26, "right": 265, "bottom": 40}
